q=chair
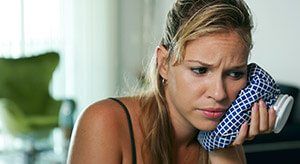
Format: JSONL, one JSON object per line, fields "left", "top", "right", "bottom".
{"left": 0, "top": 52, "right": 75, "bottom": 163}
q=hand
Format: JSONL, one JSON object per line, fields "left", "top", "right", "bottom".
{"left": 232, "top": 99, "right": 277, "bottom": 146}
{"left": 208, "top": 100, "right": 275, "bottom": 163}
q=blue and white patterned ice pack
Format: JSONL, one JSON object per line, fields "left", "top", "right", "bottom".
{"left": 198, "top": 63, "right": 281, "bottom": 151}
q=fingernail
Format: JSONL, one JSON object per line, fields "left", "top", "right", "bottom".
{"left": 252, "top": 102, "right": 258, "bottom": 111}
{"left": 259, "top": 99, "right": 266, "bottom": 108}
{"left": 270, "top": 107, "right": 277, "bottom": 116}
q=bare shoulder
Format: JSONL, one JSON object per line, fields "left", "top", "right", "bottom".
{"left": 77, "top": 98, "right": 124, "bottom": 126}
{"left": 74, "top": 98, "right": 124, "bottom": 134}
{"left": 67, "top": 98, "right": 134, "bottom": 163}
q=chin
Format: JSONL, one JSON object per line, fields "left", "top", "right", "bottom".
{"left": 196, "top": 120, "right": 220, "bottom": 131}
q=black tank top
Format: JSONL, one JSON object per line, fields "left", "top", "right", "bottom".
{"left": 109, "top": 98, "right": 137, "bottom": 164}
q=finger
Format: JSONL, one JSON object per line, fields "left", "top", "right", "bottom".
{"left": 268, "top": 107, "right": 277, "bottom": 133}
{"left": 249, "top": 102, "right": 259, "bottom": 138}
{"left": 259, "top": 99, "right": 269, "bottom": 132}
{"left": 232, "top": 122, "right": 248, "bottom": 146}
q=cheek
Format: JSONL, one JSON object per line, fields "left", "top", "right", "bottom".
{"left": 227, "top": 78, "right": 247, "bottom": 101}
{"left": 168, "top": 69, "right": 203, "bottom": 100}
{"left": 168, "top": 67, "right": 187, "bottom": 88}
{"left": 174, "top": 71, "right": 205, "bottom": 93}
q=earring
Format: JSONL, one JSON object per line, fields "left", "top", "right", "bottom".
{"left": 162, "top": 78, "right": 167, "bottom": 85}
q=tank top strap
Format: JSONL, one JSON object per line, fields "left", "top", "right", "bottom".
{"left": 109, "top": 98, "right": 137, "bottom": 164}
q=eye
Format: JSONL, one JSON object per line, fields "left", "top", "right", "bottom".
{"left": 228, "top": 71, "right": 245, "bottom": 79}
{"left": 191, "top": 67, "right": 208, "bottom": 75}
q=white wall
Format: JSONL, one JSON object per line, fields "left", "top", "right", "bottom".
{"left": 66, "top": 0, "right": 118, "bottom": 112}
{"left": 117, "top": 0, "right": 143, "bottom": 93}
{"left": 246, "top": 0, "right": 300, "bottom": 88}
{"left": 117, "top": 0, "right": 174, "bottom": 94}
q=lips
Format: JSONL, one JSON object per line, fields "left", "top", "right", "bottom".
{"left": 198, "top": 108, "right": 226, "bottom": 119}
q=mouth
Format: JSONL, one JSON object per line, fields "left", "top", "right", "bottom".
{"left": 197, "top": 108, "right": 226, "bottom": 119}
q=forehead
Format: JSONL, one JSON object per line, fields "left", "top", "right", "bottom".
{"left": 183, "top": 31, "right": 249, "bottom": 65}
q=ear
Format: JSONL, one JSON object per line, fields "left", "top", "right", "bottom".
{"left": 156, "top": 45, "right": 169, "bottom": 80}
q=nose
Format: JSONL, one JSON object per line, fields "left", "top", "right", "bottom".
{"left": 208, "top": 77, "right": 228, "bottom": 102}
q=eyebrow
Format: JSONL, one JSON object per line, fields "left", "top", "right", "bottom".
{"left": 185, "top": 59, "right": 247, "bottom": 69}
{"left": 185, "top": 59, "right": 213, "bottom": 67}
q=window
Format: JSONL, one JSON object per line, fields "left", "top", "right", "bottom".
{"left": 0, "top": 0, "right": 62, "bottom": 57}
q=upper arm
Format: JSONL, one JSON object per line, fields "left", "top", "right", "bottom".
{"left": 208, "top": 145, "right": 246, "bottom": 164}
{"left": 67, "top": 100, "right": 122, "bottom": 164}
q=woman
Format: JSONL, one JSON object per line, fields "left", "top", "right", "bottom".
{"left": 67, "top": 0, "right": 276, "bottom": 163}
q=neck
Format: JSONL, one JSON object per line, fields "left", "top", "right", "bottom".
{"left": 170, "top": 112, "right": 199, "bottom": 147}
{"left": 171, "top": 121, "right": 201, "bottom": 163}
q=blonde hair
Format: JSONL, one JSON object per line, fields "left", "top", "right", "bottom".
{"left": 138, "top": 0, "right": 253, "bottom": 163}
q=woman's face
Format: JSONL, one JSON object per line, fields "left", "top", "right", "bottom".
{"left": 161, "top": 31, "right": 249, "bottom": 131}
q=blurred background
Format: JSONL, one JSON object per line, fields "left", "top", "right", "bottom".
{"left": 0, "top": 0, "right": 299, "bottom": 163}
